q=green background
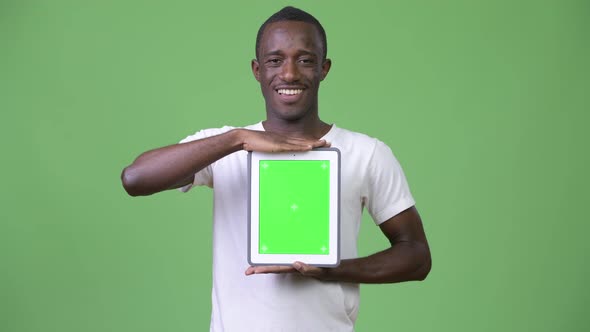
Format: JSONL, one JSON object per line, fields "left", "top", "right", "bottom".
{"left": 259, "top": 160, "right": 330, "bottom": 255}
{"left": 1, "top": 0, "right": 588, "bottom": 331}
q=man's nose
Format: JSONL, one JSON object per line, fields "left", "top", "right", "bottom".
{"left": 279, "top": 60, "right": 300, "bottom": 82}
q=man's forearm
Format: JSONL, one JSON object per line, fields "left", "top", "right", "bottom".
{"left": 324, "top": 241, "right": 431, "bottom": 284}
{"left": 121, "top": 128, "right": 330, "bottom": 196}
{"left": 121, "top": 129, "right": 244, "bottom": 196}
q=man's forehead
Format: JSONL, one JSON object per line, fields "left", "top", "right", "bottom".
{"left": 260, "top": 21, "right": 323, "bottom": 54}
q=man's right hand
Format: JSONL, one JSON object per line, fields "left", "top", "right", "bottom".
{"left": 238, "top": 129, "right": 330, "bottom": 153}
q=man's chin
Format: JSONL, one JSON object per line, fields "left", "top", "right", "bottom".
{"left": 268, "top": 105, "right": 310, "bottom": 121}
{"left": 279, "top": 111, "right": 310, "bottom": 122}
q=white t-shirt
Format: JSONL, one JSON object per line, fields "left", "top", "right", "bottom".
{"left": 180, "top": 122, "right": 415, "bottom": 332}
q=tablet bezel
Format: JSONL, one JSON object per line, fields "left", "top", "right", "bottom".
{"left": 247, "top": 148, "right": 340, "bottom": 267}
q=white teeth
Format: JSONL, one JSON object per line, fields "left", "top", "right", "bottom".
{"left": 277, "top": 89, "right": 303, "bottom": 95}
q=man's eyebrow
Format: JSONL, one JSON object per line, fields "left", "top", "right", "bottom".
{"left": 263, "top": 50, "right": 284, "bottom": 57}
{"left": 262, "top": 50, "right": 318, "bottom": 57}
{"left": 296, "top": 50, "right": 318, "bottom": 57}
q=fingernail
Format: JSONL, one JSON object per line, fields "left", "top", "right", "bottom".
{"left": 294, "top": 262, "right": 302, "bottom": 269}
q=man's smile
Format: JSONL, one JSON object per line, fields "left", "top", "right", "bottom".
{"left": 276, "top": 88, "right": 303, "bottom": 95}
{"left": 274, "top": 87, "right": 305, "bottom": 103}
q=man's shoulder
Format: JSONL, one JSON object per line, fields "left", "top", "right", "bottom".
{"left": 332, "top": 125, "right": 400, "bottom": 162}
{"left": 332, "top": 125, "right": 383, "bottom": 148}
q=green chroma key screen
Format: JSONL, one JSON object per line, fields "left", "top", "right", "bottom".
{"left": 259, "top": 160, "right": 330, "bottom": 255}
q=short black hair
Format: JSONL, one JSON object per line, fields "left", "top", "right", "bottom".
{"left": 255, "top": 6, "right": 327, "bottom": 60}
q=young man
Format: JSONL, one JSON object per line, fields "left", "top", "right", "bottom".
{"left": 122, "top": 6, "right": 431, "bottom": 332}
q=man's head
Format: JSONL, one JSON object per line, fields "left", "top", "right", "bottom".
{"left": 255, "top": 6, "right": 328, "bottom": 61}
{"left": 252, "top": 6, "right": 331, "bottom": 123}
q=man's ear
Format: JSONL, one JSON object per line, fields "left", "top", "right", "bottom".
{"left": 320, "top": 58, "right": 332, "bottom": 81}
{"left": 251, "top": 59, "right": 260, "bottom": 82}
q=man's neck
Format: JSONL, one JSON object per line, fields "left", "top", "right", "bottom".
{"left": 262, "top": 115, "right": 331, "bottom": 140}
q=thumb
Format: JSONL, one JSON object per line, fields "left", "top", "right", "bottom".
{"left": 293, "top": 261, "right": 307, "bottom": 274}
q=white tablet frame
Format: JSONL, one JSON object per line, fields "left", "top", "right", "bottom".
{"left": 248, "top": 148, "right": 341, "bottom": 267}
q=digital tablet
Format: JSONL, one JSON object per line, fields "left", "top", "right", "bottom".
{"left": 248, "top": 148, "right": 341, "bottom": 267}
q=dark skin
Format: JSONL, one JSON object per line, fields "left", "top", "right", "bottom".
{"left": 121, "top": 20, "right": 431, "bottom": 283}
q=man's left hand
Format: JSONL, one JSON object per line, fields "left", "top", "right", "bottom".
{"left": 245, "top": 261, "right": 327, "bottom": 280}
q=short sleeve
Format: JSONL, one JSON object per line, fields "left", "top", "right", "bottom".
{"left": 177, "top": 126, "right": 234, "bottom": 192}
{"left": 364, "top": 140, "right": 416, "bottom": 225}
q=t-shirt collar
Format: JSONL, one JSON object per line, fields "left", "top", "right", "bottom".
{"left": 253, "top": 121, "right": 338, "bottom": 142}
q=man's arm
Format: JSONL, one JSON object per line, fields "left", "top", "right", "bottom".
{"left": 323, "top": 206, "right": 431, "bottom": 283}
{"left": 246, "top": 206, "right": 431, "bottom": 283}
{"left": 121, "top": 129, "right": 329, "bottom": 196}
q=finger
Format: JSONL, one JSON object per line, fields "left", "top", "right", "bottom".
{"left": 258, "top": 266, "right": 296, "bottom": 274}
{"left": 246, "top": 265, "right": 296, "bottom": 275}
{"left": 293, "top": 261, "right": 323, "bottom": 277}
{"left": 283, "top": 137, "right": 314, "bottom": 145}
{"left": 293, "top": 261, "right": 306, "bottom": 273}
{"left": 274, "top": 139, "right": 329, "bottom": 152}
{"left": 310, "top": 139, "right": 328, "bottom": 148}
{"left": 293, "top": 261, "right": 312, "bottom": 275}
{"left": 278, "top": 143, "right": 314, "bottom": 152}
{"left": 284, "top": 139, "right": 327, "bottom": 149}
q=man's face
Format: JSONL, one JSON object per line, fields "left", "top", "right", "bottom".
{"left": 252, "top": 21, "right": 331, "bottom": 121}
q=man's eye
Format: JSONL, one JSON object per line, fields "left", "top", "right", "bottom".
{"left": 266, "top": 59, "right": 281, "bottom": 65}
{"left": 299, "top": 58, "right": 314, "bottom": 64}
